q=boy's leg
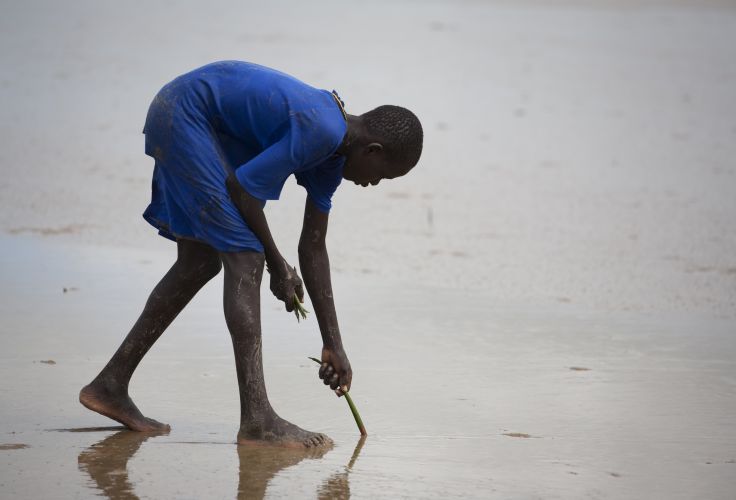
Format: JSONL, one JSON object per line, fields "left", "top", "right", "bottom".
{"left": 80, "top": 239, "right": 222, "bottom": 431}
{"left": 220, "top": 251, "right": 330, "bottom": 448}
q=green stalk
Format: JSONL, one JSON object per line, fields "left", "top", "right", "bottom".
{"left": 308, "top": 357, "right": 367, "bottom": 436}
{"left": 293, "top": 294, "right": 309, "bottom": 322}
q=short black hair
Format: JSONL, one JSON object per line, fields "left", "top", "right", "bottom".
{"left": 362, "top": 105, "right": 423, "bottom": 167}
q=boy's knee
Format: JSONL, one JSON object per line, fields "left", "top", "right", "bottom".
{"left": 224, "top": 300, "right": 259, "bottom": 334}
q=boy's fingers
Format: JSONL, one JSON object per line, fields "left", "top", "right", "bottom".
{"left": 296, "top": 283, "right": 305, "bottom": 302}
{"left": 323, "top": 371, "right": 337, "bottom": 386}
{"left": 319, "top": 362, "right": 328, "bottom": 379}
{"left": 328, "top": 373, "right": 339, "bottom": 390}
{"left": 284, "top": 289, "right": 296, "bottom": 311}
{"left": 335, "top": 384, "right": 349, "bottom": 397}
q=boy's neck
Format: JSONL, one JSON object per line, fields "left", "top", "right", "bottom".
{"left": 337, "top": 115, "right": 364, "bottom": 156}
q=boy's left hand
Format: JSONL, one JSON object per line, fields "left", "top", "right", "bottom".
{"left": 319, "top": 346, "right": 352, "bottom": 397}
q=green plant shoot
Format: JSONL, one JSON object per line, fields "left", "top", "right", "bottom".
{"left": 293, "top": 294, "right": 309, "bottom": 322}
{"left": 308, "top": 356, "right": 367, "bottom": 436}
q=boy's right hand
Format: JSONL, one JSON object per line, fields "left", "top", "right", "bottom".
{"left": 267, "top": 258, "right": 304, "bottom": 312}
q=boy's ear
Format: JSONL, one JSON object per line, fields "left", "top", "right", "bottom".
{"left": 365, "top": 142, "right": 383, "bottom": 155}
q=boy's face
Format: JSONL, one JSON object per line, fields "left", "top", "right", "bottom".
{"left": 342, "top": 144, "right": 410, "bottom": 187}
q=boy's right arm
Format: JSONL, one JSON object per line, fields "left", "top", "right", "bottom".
{"left": 225, "top": 173, "right": 303, "bottom": 311}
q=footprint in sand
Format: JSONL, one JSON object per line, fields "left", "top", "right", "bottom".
{"left": 502, "top": 432, "right": 533, "bottom": 438}
{"left": 0, "top": 444, "right": 29, "bottom": 450}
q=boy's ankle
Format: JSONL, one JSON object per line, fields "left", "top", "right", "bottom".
{"left": 239, "top": 409, "right": 276, "bottom": 430}
{"left": 89, "top": 373, "right": 128, "bottom": 394}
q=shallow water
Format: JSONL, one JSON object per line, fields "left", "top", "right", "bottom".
{"left": 1, "top": 235, "right": 735, "bottom": 499}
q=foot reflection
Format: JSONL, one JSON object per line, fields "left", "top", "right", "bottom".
{"left": 77, "top": 429, "right": 168, "bottom": 500}
{"left": 237, "top": 443, "right": 330, "bottom": 499}
{"left": 76, "top": 429, "right": 361, "bottom": 499}
{"left": 317, "top": 435, "right": 366, "bottom": 500}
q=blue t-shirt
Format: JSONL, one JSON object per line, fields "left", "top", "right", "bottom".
{"left": 142, "top": 61, "right": 347, "bottom": 252}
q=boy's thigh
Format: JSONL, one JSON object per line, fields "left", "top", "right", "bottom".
{"left": 176, "top": 238, "right": 222, "bottom": 276}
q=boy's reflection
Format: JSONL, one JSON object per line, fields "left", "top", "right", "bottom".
{"left": 77, "top": 430, "right": 364, "bottom": 499}
{"left": 236, "top": 444, "right": 330, "bottom": 499}
{"left": 77, "top": 429, "right": 165, "bottom": 500}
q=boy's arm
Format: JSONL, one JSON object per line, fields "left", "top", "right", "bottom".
{"left": 298, "top": 196, "right": 352, "bottom": 395}
{"left": 225, "top": 173, "right": 303, "bottom": 311}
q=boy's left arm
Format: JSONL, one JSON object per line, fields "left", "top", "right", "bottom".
{"left": 298, "top": 197, "right": 352, "bottom": 396}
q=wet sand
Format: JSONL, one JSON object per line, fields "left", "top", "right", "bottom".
{"left": 2, "top": 0, "right": 736, "bottom": 498}
{"left": 1, "top": 235, "right": 735, "bottom": 498}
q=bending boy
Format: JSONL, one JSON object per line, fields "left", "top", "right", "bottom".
{"left": 79, "top": 61, "right": 423, "bottom": 447}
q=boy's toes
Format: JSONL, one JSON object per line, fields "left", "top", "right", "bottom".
{"left": 304, "top": 435, "right": 326, "bottom": 448}
{"left": 141, "top": 417, "right": 170, "bottom": 432}
{"left": 304, "top": 433, "right": 331, "bottom": 448}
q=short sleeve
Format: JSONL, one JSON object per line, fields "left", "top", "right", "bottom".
{"left": 234, "top": 132, "right": 300, "bottom": 201}
{"left": 295, "top": 157, "right": 345, "bottom": 213}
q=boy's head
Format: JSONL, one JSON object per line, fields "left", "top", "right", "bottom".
{"left": 342, "top": 105, "right": 423, "bottom": 187}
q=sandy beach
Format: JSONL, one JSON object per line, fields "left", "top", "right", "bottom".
{"left": 1, "top": 1, "right": 735, "bottom": 498}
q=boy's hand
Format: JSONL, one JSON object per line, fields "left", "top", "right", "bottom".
{"left": 319, "top": 346, "right": 352, "bottom": 397}
{"left": 267, "top": 258, "right": 304, "bottom": 312}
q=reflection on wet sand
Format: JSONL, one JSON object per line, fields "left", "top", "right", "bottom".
{"left": 74, "top": 428, "right": 360, "bottom": 500}
{"left": 237, "top": 443, "right": 331, "bottom": 499}
{"left": 317, "top": 436, "right": 366, "bottom": 500}
{"left": 77, "top": 429, "right": 167, "bottom": 500}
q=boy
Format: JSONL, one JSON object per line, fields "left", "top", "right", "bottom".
{"left": 79, "top": 61, "right": 423, "bottom": 448}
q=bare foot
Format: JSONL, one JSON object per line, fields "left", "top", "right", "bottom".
{"left": 238, "top": 413, "right": 332, "bottom": 448}
{"left": 79, "top": 381, "right": 170, "bottom": 432}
